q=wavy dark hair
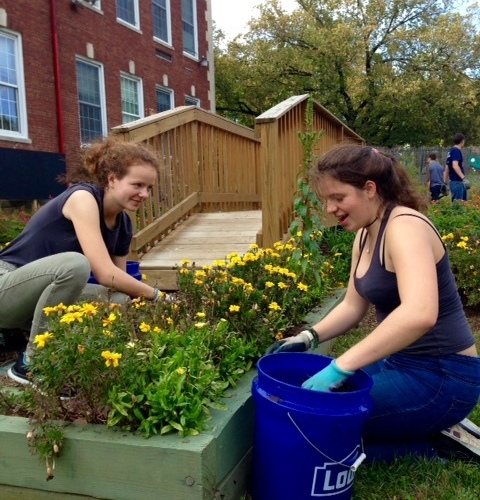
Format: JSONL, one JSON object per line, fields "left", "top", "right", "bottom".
{"left": 310, "top": 144, "right": 428, "bottom": 213}
{"left": 66, "top": 137, "right": 160, "bottom": 188}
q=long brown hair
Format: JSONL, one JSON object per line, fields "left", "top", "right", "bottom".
{"left": 67, "top": 137, "right": 160, "bottom": 188}
{"left": 310, "top": 144, "right": 428, "bottom": 213}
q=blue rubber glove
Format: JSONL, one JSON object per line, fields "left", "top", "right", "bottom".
{"left": 302, "top": 360, "right": 355, "bottom": 392}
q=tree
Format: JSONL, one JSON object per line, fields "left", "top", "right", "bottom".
{"left": 214, "top": 0, "right": 480, "bottom": 145}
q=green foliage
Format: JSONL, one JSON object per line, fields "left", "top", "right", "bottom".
{"left": 3, "top": 238, "right": 343, "bottom": 475}
{"left": 0, "top": 208, "right": 31, "bottom": 246}
{"left": 289, "top": 97, "right": 325, "bottom": 281}
{"left": 214, "top": 0, "right": 480, "bottom": 146}
{"left": 429, "top": 190, "right": 480, "bottom": 306}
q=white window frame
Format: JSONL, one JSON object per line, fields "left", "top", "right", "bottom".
{"left": 152, "top": 0, "right": 172, "bottom": 46}
{"left": 116, "top": 0, "right": 140, "bottom": 30}
{"left": 156, "top": 86, "right": 174, "bottom": 113}
{"left": 185, "top": 95, "right": 200, "bottom": 107}
{"left": 182, "top": 0, "right": 198, "bottom": 59}
{"left": 0, "top": 30, "right": 28, "bottom": 141}
{"left": 76, "top": 57, "right": 107, "bottom": 145}
{"left": 121, "top": 73, "right": 144, "bottom": 124}
{"left": 82, "top": 0, "right": 102, "bottom": 11}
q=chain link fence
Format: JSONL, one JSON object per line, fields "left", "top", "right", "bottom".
{"left": 377, "top": 147, "right": 480, "bottom": 184}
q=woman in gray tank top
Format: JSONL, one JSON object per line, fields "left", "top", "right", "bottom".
{"left": 267, "top": 144, "right": 480, "bottom": 462}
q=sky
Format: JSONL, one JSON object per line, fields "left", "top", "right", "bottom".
{"left": 210, "top": 0, "right": 298, "bottom": 40}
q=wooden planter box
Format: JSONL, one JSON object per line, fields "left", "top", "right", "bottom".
{"left": 0, "top": 290, "right": 344, "bottom": 500}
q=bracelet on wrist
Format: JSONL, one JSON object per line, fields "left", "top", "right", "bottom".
{"left": 307, "top": 327, "right": 319, "bottom": 349}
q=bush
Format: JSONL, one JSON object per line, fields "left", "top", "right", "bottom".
{"left": 0, "top": 208, "right": 31, "bottom": 246}
{"left": 429, "top": 190, "right": 480, "bottom": 307}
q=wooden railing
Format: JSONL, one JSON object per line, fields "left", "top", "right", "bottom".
{"left": 110, "top": 95, "right": 363, "bottom": 258}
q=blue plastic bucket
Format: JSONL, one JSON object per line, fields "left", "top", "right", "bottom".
{"left": 88, "top": 260, "right": 142, "bottom": 284}
{"left": 251, "top": 353, "right": 373, "bottom": 500}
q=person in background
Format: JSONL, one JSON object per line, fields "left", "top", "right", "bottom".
{"left": 427, "top": 153, "right": 446, "bottom": 202}
{"left": 267, "top": 144, "right": 480, "bottom": 462}
{"left": 446, "top": 133, "right": 470, "bottom": 202}
{"left": 0, "top": 137, "right": 167, "bottom": 384}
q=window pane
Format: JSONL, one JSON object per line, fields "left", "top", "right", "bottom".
{"left": 121, "top": 76, "right": 140, "bottom": 123}
{"left": 77, "top": 60, "right": 103, "bottom": 142}
{"left": 0, "top": 34, "right": 19, "bottom": 132}
{"left": 156, "top": 88, "right": 172, "bottom": 112}
{"left": 185, "top": 96, "right": 199, "bottom": 107}
{"left": 153, "top": 0, "right": 168, "bottom": 42}
{"left": 182, "top": 0, "right": 196, "bottom": 55}
{"left": 117, "top": 0, "right": 136, "bottom": 25}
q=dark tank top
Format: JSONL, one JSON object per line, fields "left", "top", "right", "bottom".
{"left": 353, "top": 205, "right": 474, "bottom": 356}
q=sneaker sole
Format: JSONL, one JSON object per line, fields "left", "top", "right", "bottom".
{"left": 7, "top": 367, "right": 31, "bottom": 385}
{"left": 435, "top": 425, "right": 480, "bottom": 462}
{"left": 459, "top": 418, "right": 480, "bottom": 440}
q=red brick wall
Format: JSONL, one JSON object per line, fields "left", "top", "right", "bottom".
{"left": 0, "top": 0, "right": 211, "bottom": 171}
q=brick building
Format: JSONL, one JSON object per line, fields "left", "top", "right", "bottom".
{"left": 0, "top": 0, "right": 214, "bottom": 201}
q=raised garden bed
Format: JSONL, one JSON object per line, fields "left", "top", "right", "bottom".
{"left": 0, "top": 290, "right": 344, "bottom": 500}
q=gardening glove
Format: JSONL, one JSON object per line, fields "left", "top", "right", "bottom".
{"left": 302, "top": 359, "right": 354, "bottom": 392}
{"left": 153, "top": 288, "right": 175, "bottom": 303}
{"left": 265, "top": 329, "right": 318, "bottom": 355}
{"left": 463, "top": 177, "right": 471, "bottom": 190}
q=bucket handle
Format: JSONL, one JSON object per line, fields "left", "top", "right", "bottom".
{"left": 288, "top": 412, "right": 367, "bottom": 472}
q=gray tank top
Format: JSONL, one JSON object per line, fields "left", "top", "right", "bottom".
{"left": 354, "top": 205, "right": 475, "bottom": 356}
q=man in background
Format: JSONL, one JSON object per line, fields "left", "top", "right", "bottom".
{"left": 446, "top": 133, "right": 470, "bottom": 202}
{"left": 427, "top": 153, "right": 446, "bottom": 202}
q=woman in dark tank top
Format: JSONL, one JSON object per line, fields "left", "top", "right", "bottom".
{"left": 266, "top": 144, "right": 480, "bottom": 462}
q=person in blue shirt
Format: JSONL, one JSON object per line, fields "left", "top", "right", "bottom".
{"left": 427, "top": 153, "right": 446, "bottom": 202}
{"left": 446, "top": 133, "right": 470, "bottom": 201}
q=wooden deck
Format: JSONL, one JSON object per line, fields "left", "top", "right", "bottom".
{"left": 139, "top": 210, "right": 262, "bottom": 290}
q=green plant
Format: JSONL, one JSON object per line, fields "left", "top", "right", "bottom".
{"left": 0, "top": 208, "right": 31, "bottom": 246}
{"left": 429, "top": 190, "right": 480, "bottom": 306}
{"left": 3, "top": 239, "right": 342, "bottom": 478}
{"left": 289, "top": 96, "right": 325, "bottom": 282}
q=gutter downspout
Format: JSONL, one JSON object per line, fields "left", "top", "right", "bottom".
{"left": 49, "top": 0, "right": 66, "bottom": 155}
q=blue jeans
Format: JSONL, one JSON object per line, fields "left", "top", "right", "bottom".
{"left": 449, "top": 181, "right": 467, "bottom": 201}
{"left": 361, "top": 352, "right": 480, "bottom": 462}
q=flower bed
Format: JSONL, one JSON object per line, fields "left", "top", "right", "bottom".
{"left": 0, "top": 289, "right": 344, "bottom": 499}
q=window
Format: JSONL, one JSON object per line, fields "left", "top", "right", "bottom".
{"left": 185, "top": 96, "right": 200, "bottom": 107}
{"left": 76, "top": 59, "right": 107, "bottom": 143}
{"left": 117, "top": 0, "right": 139, "bottom": 29}
{"left": 156, "top": 87, "right": 174, "bottom": 112}
{"left": 152, "top": 0, "right": 171, "bottom": 45}
{"left": 0, "top": 31, "right": 28, "bottom": 139}
{"left": 182, "top": 0, "right": 198, "bottom": 57}
{"left": 121, "top": 74, "right": 143, "bottom": 124}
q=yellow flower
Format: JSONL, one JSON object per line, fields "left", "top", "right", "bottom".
{"left": 139, "top": 322, "right": 151, "bottom": 332}
{"left": 43, "top": 303, "right": 67, "bottom": 316}
{"left": 102, "top": 313, "right": 117, "bottom": 327}
{"left": 195, "top": 322, "right": 207, "bottom": 328}
{"left": 77, "top": 344, "right": 85, "bottom": 354}
{"left": 79, "top": 303, "right": 98, "bottom": 317}
{"left": 60, "top": 312, "right": 83, "bottom": 324}
{"left": 33, "top": 332, "right": 54, "bottom": 349}
{"left": 196, "top": 312, "right": 206, "bottom": 318}
{"left": 278, "top": 282, "right": 288, "bottom": 289}
{"left": 180, "top": 259, "right": 191, "bottom": 266}
{"left": 269, "top": 302, "right": 282, "bottom": 312}
{"left": 101, "top": 350, "right": 122, "bottom": 368}
{"left": 142, "top": 273, "right": 147, "bottom": 281}
{"left": 297, "top": 283, "right": 308, "bottom": 292}
{"left": 153, "top": 326, "right": 162, "bottom": 333}
{"left": 176, "top": 367, "right": 186, "bottom": 375}
{"left": 229, "top": 305, "right": 240, "bottom": 313}
{"left": 265, "top": 281, "right": 275, "bottom": 288}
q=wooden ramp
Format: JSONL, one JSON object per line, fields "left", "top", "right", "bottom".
{"left": 139, "top": 210, "right": 262, "bottom": 290}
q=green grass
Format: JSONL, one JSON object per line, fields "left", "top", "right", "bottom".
{"left": 330, "top": 318, "right": 480, "bottom": 499}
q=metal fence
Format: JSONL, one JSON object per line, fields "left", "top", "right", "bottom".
{"left": 378, "top": 146, "right": 480, "bottom": 184}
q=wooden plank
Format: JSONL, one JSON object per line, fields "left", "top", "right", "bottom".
{"left": 132, "top": 193, "right": 200, "bottom": 250}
